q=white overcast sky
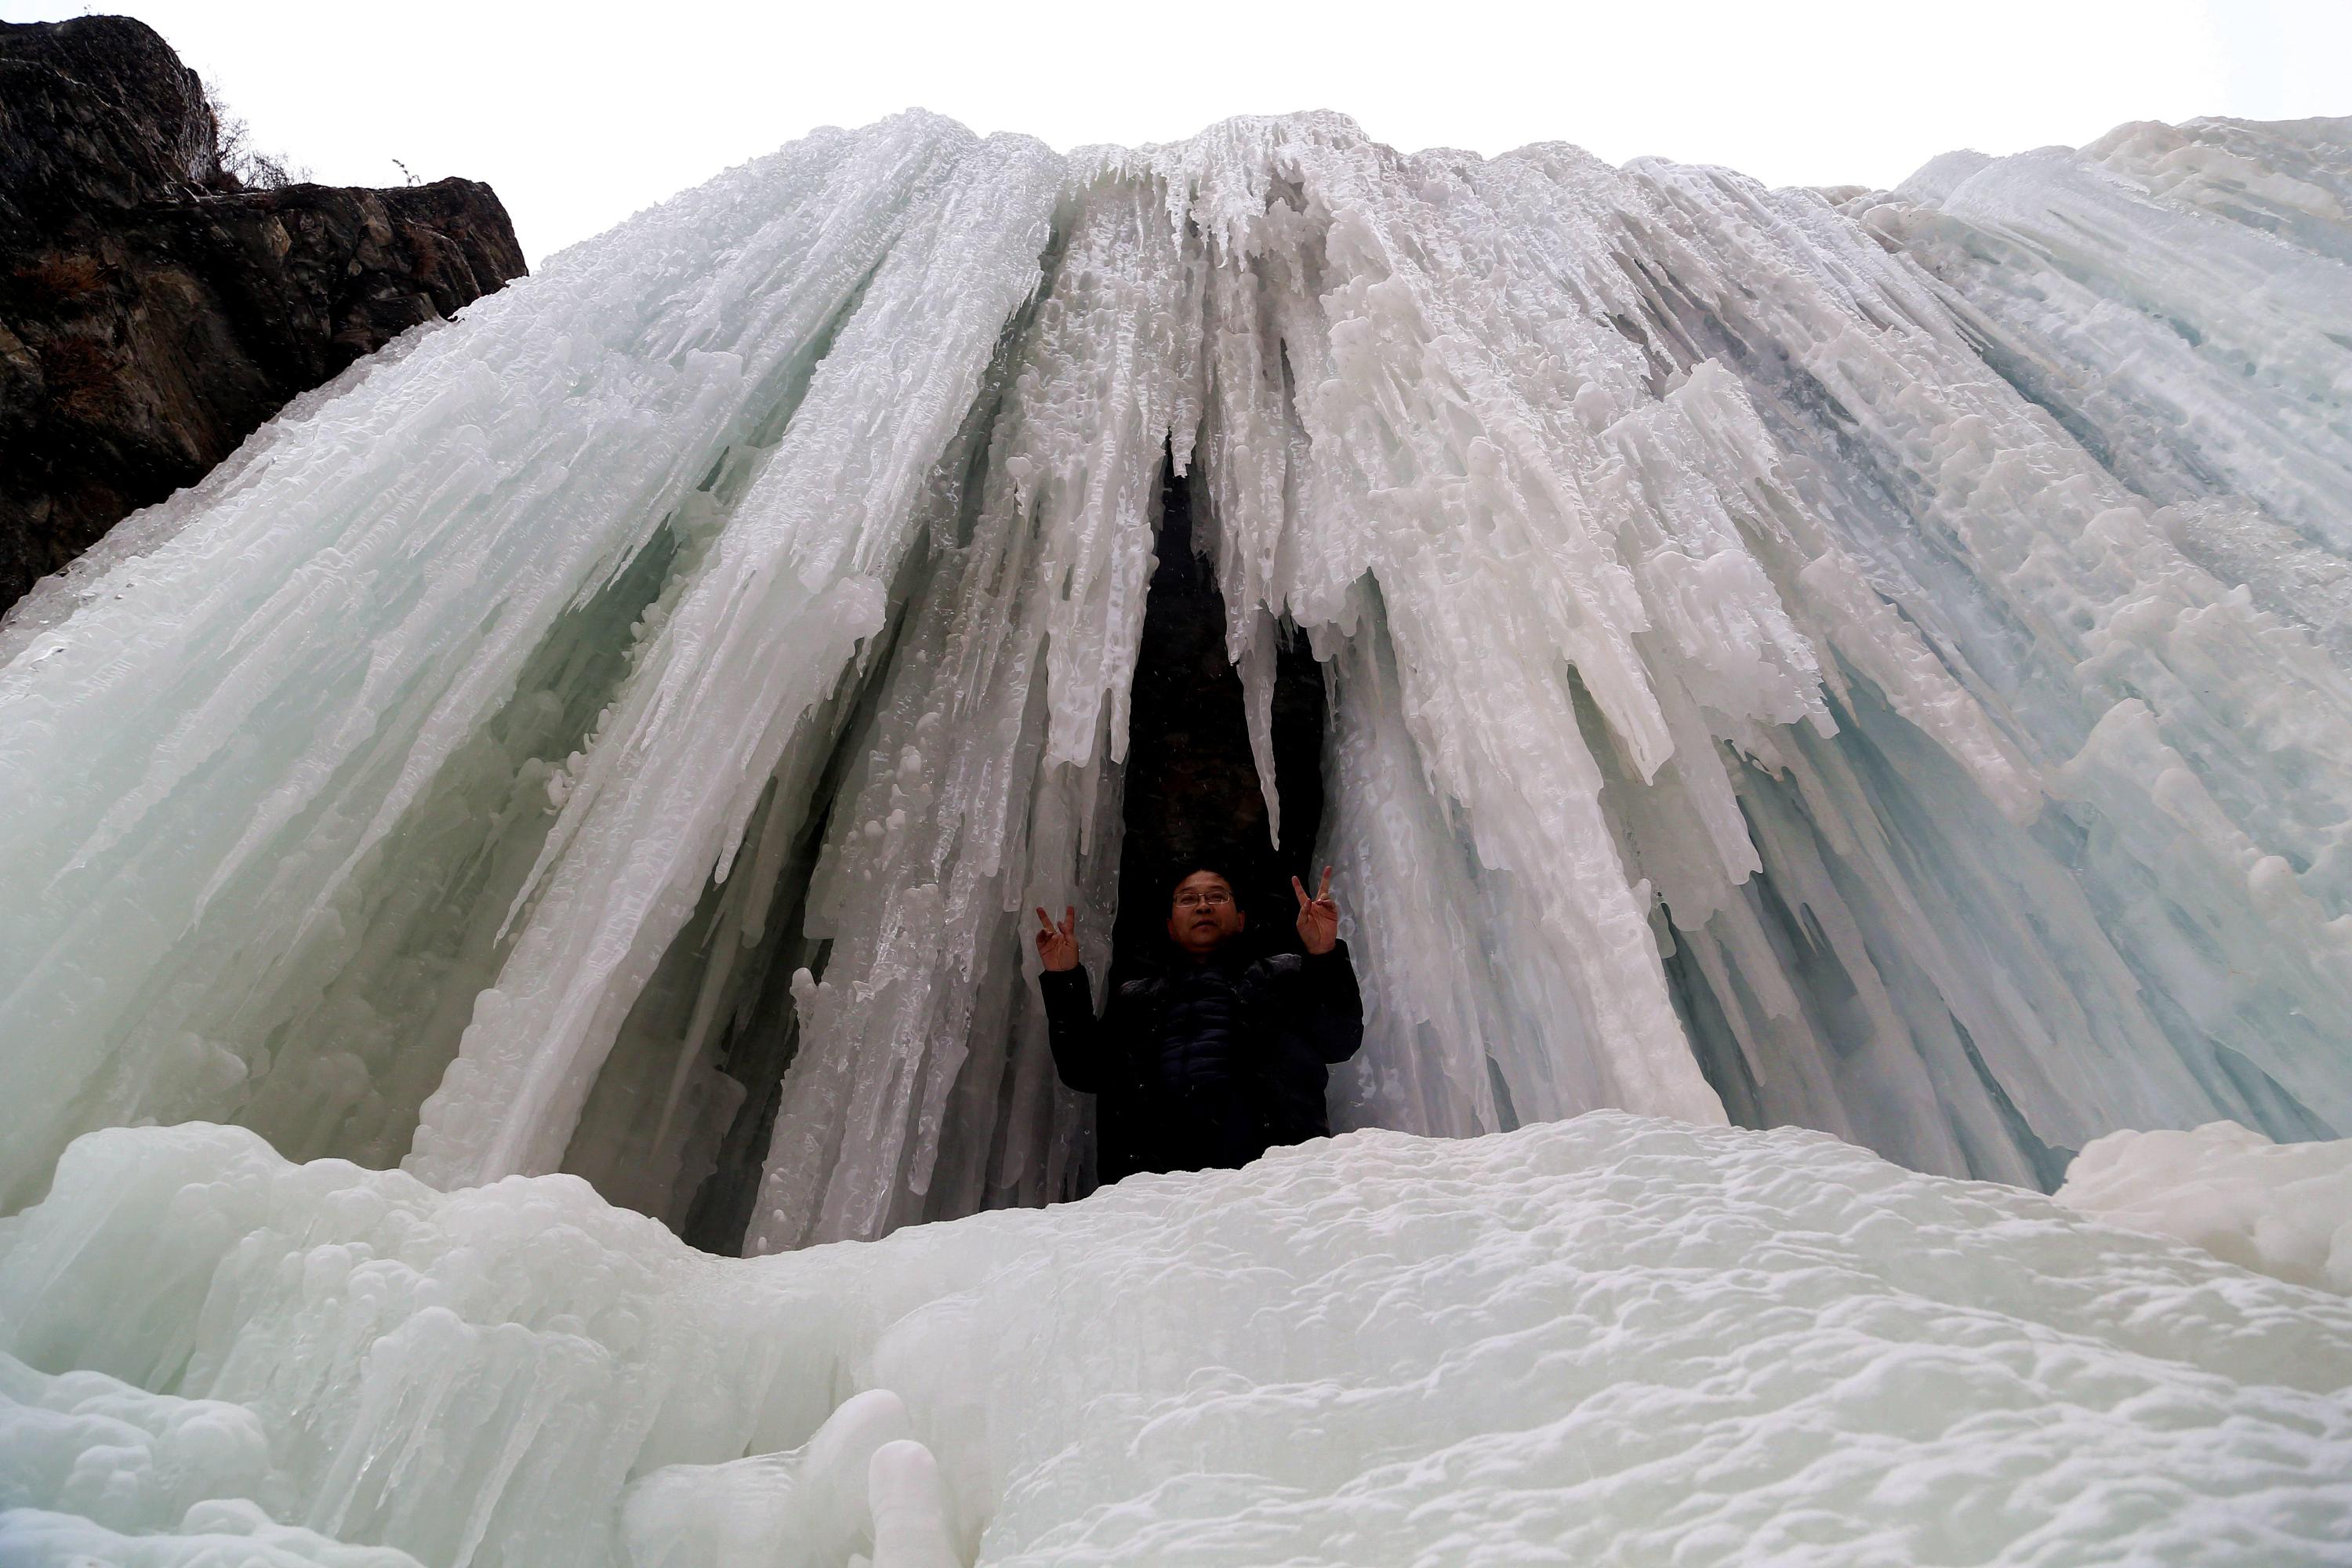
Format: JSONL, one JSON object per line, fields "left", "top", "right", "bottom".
{"left": 10, "top": 1, "right": 2348, "bottom": 267}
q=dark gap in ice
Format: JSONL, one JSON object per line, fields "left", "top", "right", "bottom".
{"left": 1657, "top": 920, "right": 1767, "bottom": 1132}
{"left": 2201, "top": 1048, "right": 2333, "bottom": 1147}
{"left": 1483, "top": 1054, "right": 1523, "bottom": 1135}
{"left": 661, "top": 649, "right": 889, "bottom": 1255}
{"left": 557, "top": 524, "right": 940, "bottom": 1251}
{"left": 1108, "top": 451, "right": 1326, "bottom": 989}
{"left": 2211, "top": 1040, "right": 2339, "bottom": 1144}
{"left": 1961, "top": 331, "right": 2124, "bottom": 477}
{"left": 670, "top": 553, "right": 939, "bottom": 1256}
{"left": 1946, "top": 1008, "right": 2076, "bottom": 1192}
{"left": 670, "top": 281, "right": 1059, "bottom": 1253}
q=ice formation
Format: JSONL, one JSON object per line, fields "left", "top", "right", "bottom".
{"left": 5, "top": 1113, "right": 2351, "bottom": 1566}
{"left": 2, "top": 109, "right": 2350, "bottom": 1260}
{"left": 2057, "top": 1119, "right": 2352, "bottom": 1293}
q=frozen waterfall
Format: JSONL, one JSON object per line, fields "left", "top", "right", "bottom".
{"left": 3, "top": 111, "right": 2350, "bottom": 1255}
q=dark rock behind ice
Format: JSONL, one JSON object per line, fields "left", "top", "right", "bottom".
{"left": 0, "top": 15, "right": 527, "bottom": 612}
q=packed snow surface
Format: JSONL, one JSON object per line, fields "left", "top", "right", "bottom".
{"left": 5, "top": 1112, "right": 2351, "bottom": 1566}
{"left": 4, "top": 110, "right": 2349, "bottom": 1248}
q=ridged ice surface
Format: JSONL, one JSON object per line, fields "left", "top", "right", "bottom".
{"left": 4, "top": 1114, "right": 2350, "bottom": 1566}
{"left": 2, "top": 111, "right": 2350, "bottom": 1250}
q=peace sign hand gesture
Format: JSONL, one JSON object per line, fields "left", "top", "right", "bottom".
{"left": 1034, "top": 906, "right": 1080, "bottom": 972}
{"left": 1292, "top": 866, "right": 1340, "bottom": 956}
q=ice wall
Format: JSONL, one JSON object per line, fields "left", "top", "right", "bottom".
{"left": 5, "top": 1114, "right": 2350, "bottom": 1566}
{"left": 2, "top": 111, "right": 2348, "bottom": 1246}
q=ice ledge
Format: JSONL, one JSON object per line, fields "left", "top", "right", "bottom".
{"left": 2058, "top": 1118, "right": 2352, "bottom": 1294}
{"left": 4, "top": 1114, "right": 2349, "bottom": 1565}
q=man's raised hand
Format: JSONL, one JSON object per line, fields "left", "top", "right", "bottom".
{"left": 1034, "top": 906, "right": 1080, "bottom": 971}
{"left": 1292, "top": 866, "right": 1339, "bottom": 956}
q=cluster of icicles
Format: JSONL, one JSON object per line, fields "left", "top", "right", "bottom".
{"left": 2, "top": 111, "right": 2347, "bottom": 1251}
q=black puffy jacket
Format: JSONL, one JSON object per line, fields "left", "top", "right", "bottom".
{"left": 1040, "top": 939, "right": 1364, "bottom": 1183}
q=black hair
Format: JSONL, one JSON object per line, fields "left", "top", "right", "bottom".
{"left": 1166, "top": 861, "right": 1242, "bottom": 906}
{"left": 1167, "top": 860, "right": 1242, "bottom": 893}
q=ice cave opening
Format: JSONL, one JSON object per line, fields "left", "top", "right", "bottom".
{"left": 568, "top": 452, "right": 1340, "bottom": 1258}
{"left": 1107, "top": 457, "right": 1328, "bottom": 996}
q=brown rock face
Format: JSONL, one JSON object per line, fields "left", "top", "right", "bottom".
{"left": 0, "top": 15, "right": 527, "bottom": 612}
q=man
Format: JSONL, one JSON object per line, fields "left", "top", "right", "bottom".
{"left": 1033, "top": 864, "right": 1364, "bottom": 1182}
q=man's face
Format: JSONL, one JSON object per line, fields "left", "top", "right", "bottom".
{"left": 1167, "top": 870, "right": 1245, "bottom": 957}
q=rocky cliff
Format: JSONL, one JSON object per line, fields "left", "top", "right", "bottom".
{"left": 0, "top": 15, "right": 526, "bottom": 612}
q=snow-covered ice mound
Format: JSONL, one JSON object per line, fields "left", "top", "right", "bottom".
{"left": 4, "top": 1113, "right": 2349, "bottom": 1566}
{"left": 2058, "top": 1120, "right": 2352, "bottom": 1294}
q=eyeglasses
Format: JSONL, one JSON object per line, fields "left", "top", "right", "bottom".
{"left": 1173, "top": 889, "right": 1232, "bottom": 910}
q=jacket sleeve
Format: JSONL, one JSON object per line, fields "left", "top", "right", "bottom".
{"left": 1297, "top": 940, "right": 1365, "bottom": 1064}
{"left": 1040, "top": 964, "right": 1114, "bottom": 1093}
